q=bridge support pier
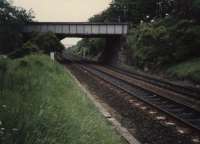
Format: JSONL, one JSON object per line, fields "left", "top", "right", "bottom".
{"left": 100, "top": 36, "right": 127, "bottom": 65}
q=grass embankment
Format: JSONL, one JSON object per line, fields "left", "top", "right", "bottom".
{"left": 167, "top": 58, "right": 200, "bottom": 83}
{"left": 0, "top": 55, "right": 125, "bottom": 144}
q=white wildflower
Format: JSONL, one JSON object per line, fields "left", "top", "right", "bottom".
{"left": 2, "top": 105, "right": 7, "bottom": 108}
{"left": 1, "top": 128, "right": 5, "bottom": 131}
{"left": 151, "top": 19, "right": 155, "bottom": 23}
{"left": 12, "top": 128, "right": 19, "bottom": 132}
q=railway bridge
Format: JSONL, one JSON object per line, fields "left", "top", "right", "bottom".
{"left": 23, "top": 22, "right": 128, "bottom": 37}
{"left": 23, "top": 22, "right": 129, "bottom": 63}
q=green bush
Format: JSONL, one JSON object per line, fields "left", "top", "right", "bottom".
{"left": 9, "top": 32, "right": 65, "bottom": 58}
{"left": 9, "top": 41, "right": 40, "bottom": 58}
{"left": 192, "top": 0, "right": 200, "bottom": 20}
{"left": 68, "top": 38, "right": 106, "bottom": 58}
{"left": 169, "top": 20, "right": 200, "bottom": 61}
{"left": 30, "top": 32, "right": 65, "bottom": 54}
{"left": 128, "top": 22, "right": 173, "bottom": 68}
{"left": 128, "top": 19, "right": 200, "bottom": 69}
{"left": 0, "top": 0, "right": 34, "bottom": 54}
{"left": 167, "top": 58, "right": 200, "bottom": 83}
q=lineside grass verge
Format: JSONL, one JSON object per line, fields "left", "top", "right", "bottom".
{"left": 0, "top": 55, "right": 125, "bottom": 144}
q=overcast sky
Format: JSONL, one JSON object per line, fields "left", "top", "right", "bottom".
{"left": 12, "top": 0, "right": 112, "bottom": 47}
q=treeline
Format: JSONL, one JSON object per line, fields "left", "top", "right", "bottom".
{"left": 70, "top": 0, "right": 200, "bottom": 69}
{"left": 128, "top": 19, "right": 200, "bottom": 68}
{"left": 0, "top": 0, "right": 64, "bottom": 58}
{"left": 89, "top": 0, "right": 200, "bottom": 23}
{"left": 0, "top": 0, "right": 33, "bottom": 55}
{"left": 67, "top": 38, "right": 106, "bottom": 59}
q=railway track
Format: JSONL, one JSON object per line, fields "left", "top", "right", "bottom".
{"left": 105, "top": 65, "right": 200, "bottom": 99}
{"left": 74, "top": 63, "right": 200, "bottom": 132}
{"left": 89, "top": 64, "right": 200, "bottom": 112}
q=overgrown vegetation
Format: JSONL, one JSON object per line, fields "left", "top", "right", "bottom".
{"left": 128, "top": 18, "right": 200, "bottom": 69}
{"left": 0, "top": 1, "right": 64, "bottom": 58}
{"left": 1, "top": 1, "right": 125, "bottom": 143}
{"left": 167, "top": 58, "right": 200, "bottom": 82}
{"left": 0, "top": 0, "right": 34, "bottom": 55}
{"left": 10, "top": 32, "right": 65, "bottom": 58}
{"left": 68, "top": 0, "right": 200, "bottom": 82}
{"left": 0, "top": 55, "right": 125, "bottom": 144}
{"left": 68, "top": 38, "right": 106, "bottom": 58}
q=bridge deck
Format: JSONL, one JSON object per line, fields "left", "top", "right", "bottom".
{"left": 23, "top": 22, "right": 128, "bottom": 37}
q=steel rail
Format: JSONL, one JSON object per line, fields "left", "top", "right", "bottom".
{"left": 76, "top": 63, "right": 200, "bottom": 132}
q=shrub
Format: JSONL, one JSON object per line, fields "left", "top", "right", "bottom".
{"left": 31, "top": 32, "right": 65, "bottom": 54}
{"left": 8, "top": 32, "right": 65, "bottom": 58}
{"left": 128, "top": 19, "right": 200, "bottom": 69}
{"left": 9, "top": 41, "right": 40, "bottom": 58}
{"left": 169, "top": 20, "right": 200, "bottom": 61}
{"left": 68, "top": 38, "right": 106, "bottom": 58}
{"left": 167, "top": 58, "right": 200, "bottom": 83}
{"left": 0, "top": 0, "right": 34, "bottom": 54}
{"left": 128, "top": 22, "right": 173, "bottom": 68}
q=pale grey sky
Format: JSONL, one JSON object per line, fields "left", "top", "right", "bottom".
{"left": 13, "top": 0, "right": 112, "bottom": 47}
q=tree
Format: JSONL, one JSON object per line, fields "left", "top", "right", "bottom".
{"left": 192, "top": 0, "right": 200, "bottom": 21}
{"left": 30, "top": 32, "right": 65, "bottom": 54}
{"left": 0, "top": 0, "right": 34, "bottom": 54}
{"left": 174, "top": 0, "right": 193, "bottom": 18}
{"left": 9, "top": 32, "right": 65, "bottom": 58}
{"left": 0, "top": 0, "right": 33, "bottom": 24}
{"left": 89, "top": 0, "right": 174, "bottom": 24}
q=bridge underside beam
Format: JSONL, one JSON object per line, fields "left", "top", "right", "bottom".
{"left": 55, "top": 34, "right": 123, "bottom": 40}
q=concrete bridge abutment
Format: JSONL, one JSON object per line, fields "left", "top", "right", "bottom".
{"left": 100, "top": 36, "right": 127, "bottom": 65}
